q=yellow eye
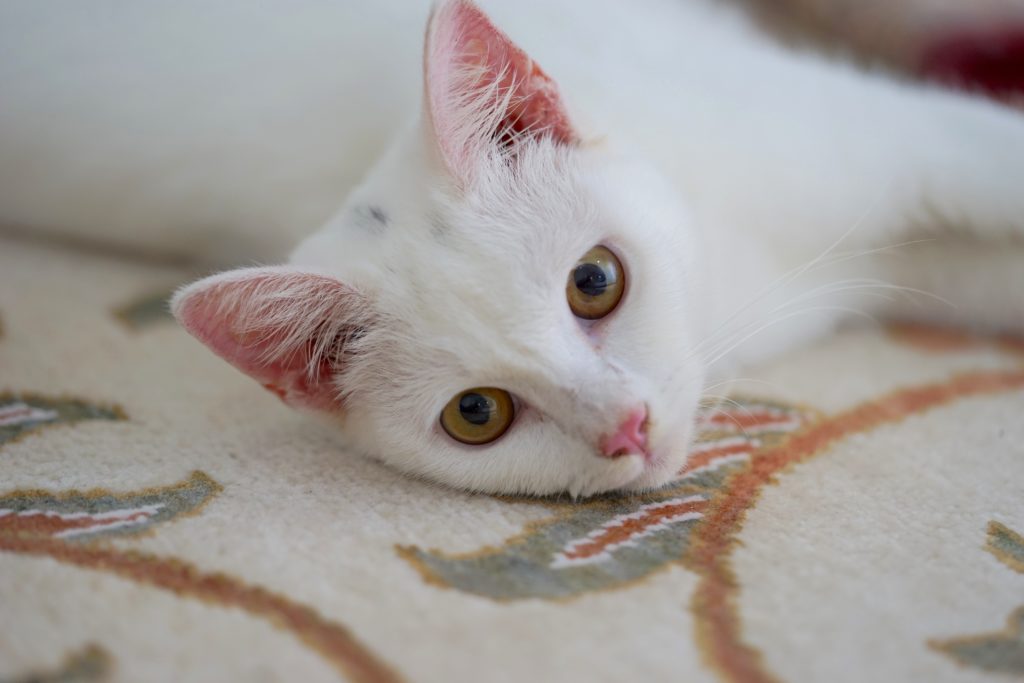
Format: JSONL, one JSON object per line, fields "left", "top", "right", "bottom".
{"left": 440, "top": 387, "right": 515, "bottom": 445}
{"left": 566, "top": 245, "right": 625, "bottom": 320}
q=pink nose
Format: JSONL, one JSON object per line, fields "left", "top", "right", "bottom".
{"left": 599, "top": 406, "right": 650, "bottom": 458}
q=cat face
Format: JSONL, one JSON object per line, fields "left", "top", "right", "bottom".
{"left": 173, "top": 0, "right": 707, "bottom": 495}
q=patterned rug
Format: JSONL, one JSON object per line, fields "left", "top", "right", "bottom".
{"left": 1, "top": 234, "right": 1022, "bottom": 683}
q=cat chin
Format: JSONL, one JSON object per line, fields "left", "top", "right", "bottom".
{"left": 614, "top": 455, "right": 687, "bottom": 493}
{"left": 609, "top": 428, "right": 696, "bottom": 494}
{"left": 561, "top": 457, "right": 642, "bottom": 498}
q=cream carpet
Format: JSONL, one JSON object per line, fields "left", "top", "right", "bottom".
{"left": 1, "top": 234, "right": 1022, "bottom": 682}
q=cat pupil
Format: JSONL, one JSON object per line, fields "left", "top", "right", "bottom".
{"left": 574, "top": 263, "right": 608, "bottom": 297}
{"left": 459, "top": 393, "right": 492, "bottom": 425}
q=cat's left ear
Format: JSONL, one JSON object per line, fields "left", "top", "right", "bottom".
{"left": 171, "top": 266, "right": 374, "bottom": 411}
{"left": 423, "top": 0, "right": 579, "bottom": 185}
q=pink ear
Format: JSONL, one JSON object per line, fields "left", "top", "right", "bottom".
{"left": 171, "top": 267, "right": 372, "bottom": 411}
{"left": 425, "top": 0, "right": 578, "bottom": 183}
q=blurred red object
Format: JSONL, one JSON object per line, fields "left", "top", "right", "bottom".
{"left": 920, "top": 26, "right": 1024, "bottom": 102}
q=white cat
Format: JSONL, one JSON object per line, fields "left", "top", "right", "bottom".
{"left": 157, "top": 0, "right": 1022, "bottom": 496}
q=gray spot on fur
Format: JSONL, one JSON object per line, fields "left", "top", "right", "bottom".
{"left": 428, "top": 212, "right": 451, "bottom": 243}
{"left": 352, "top": 205, "right": 389, "bottom": 233}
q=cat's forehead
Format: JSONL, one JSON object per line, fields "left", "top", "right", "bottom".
{"left": 375, "top": 146, "right": 604, "bottom": 288}
{"left": 379, "top": 152, "right": 610, "bottom": 367}
{"left": 439, "top": 148, "right": 602, "bottom": 258}
{"left": 389, "top": 203, "right": 583, "bottom": 341}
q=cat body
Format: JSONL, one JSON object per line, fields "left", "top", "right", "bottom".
{"left": 12, "top": 1, "right": 1019, "bottom": 495}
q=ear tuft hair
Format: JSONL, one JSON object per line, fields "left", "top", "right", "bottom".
{"left": 424, "top": 0, "right": 578, "bottom": 185}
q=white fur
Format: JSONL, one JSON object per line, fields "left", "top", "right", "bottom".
{"left": 6, "top": 0, "right": 1024, "bottom": 494}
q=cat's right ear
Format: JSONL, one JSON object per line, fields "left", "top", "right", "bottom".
{"left": 171, "top": 266, "right": 374, "bottom": 412}
{"left": 423, "top": 0, "right": 578, "bottom": 186}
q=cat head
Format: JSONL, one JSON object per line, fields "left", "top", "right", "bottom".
{"left": 173, "top": 0, "right": 707, "bottom": 496}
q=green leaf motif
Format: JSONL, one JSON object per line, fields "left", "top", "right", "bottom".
{"left": 930, "top": 522, "right": 1024, "bottom": 676}
{"left": 0, "top": 644, "right": 112, "bottom": 683}
{"left": 932, "top": 607, "right": 1024, "bottom": 676}
{"left": 987, "top": 520, "right": 1024, "bottom": 574}
{"left": 112, "top": 288, "right": 178, "bottom": 331}
{"left": 0, "top": 393, "right": 125, "bottom": 448}
{"left": 0, "top": 471, "right": 221, "bottom": 543}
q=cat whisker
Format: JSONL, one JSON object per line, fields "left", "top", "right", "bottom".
{"left": 691, "top": 273, "right": 948, "bottom": 372}
{"left": 700, "top": 392, "right": 761, "bottom": 422}
{"left": 697, "top": 394, "right": 754, "bottom": 440}
{"left": 702, "top": 376, "right": 785, "bottom": 395}
{"left": 692, "top": 187, "right": 892, "bottom": 358}
{"left": 806, "top": 238, "right": 938, "bottom": 272}
{"left": 703, "top": 304, "right": 882, "bottom": 369}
